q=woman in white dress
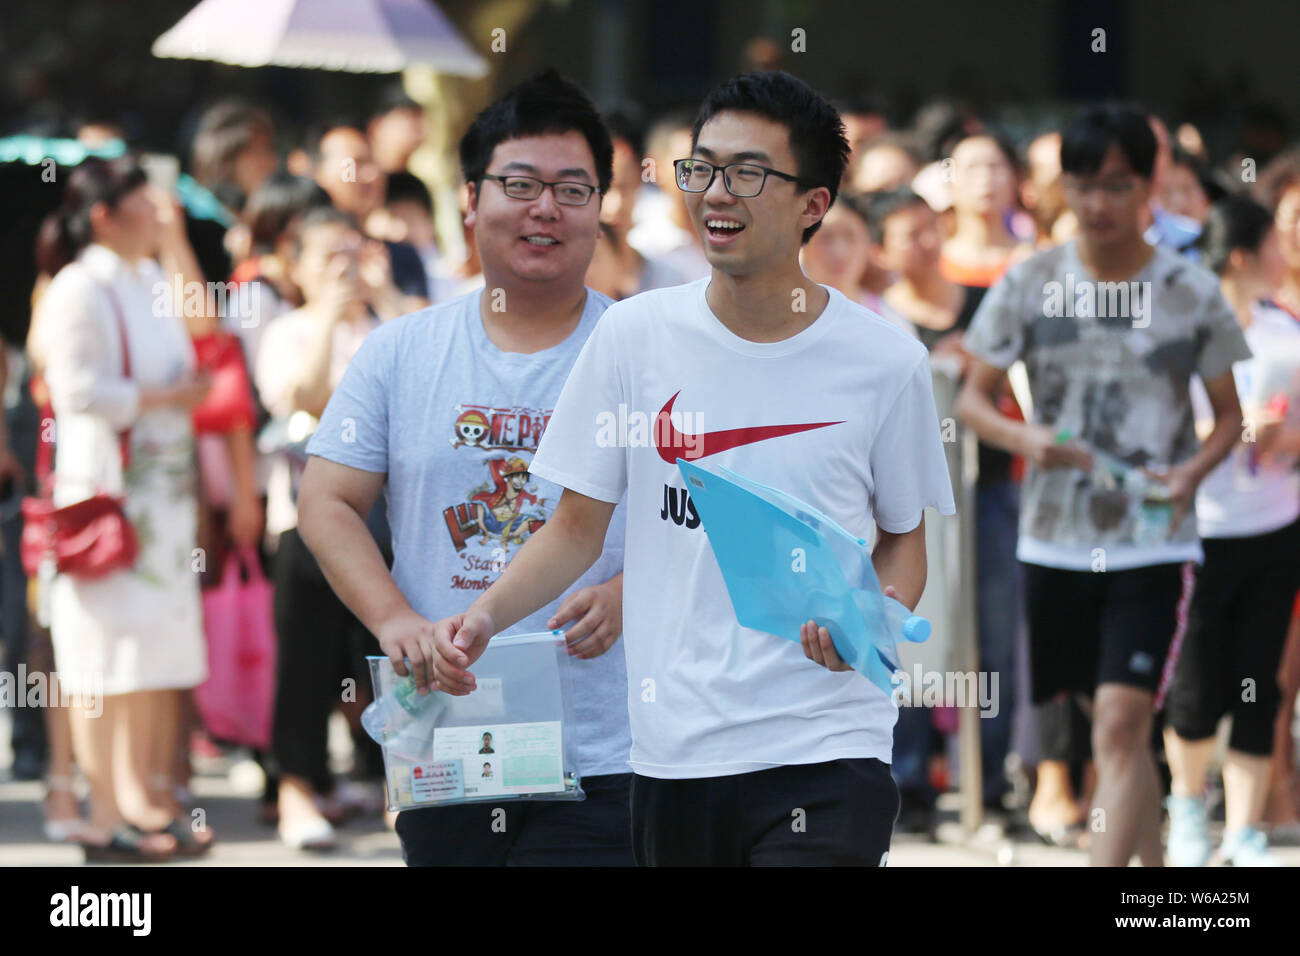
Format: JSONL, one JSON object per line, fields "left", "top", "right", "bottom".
{"left": 33, "top": 157, "right": 215, "bottom": 862}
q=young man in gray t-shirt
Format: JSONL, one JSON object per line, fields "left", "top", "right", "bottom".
{"left": 297, "top": 70, "right": 634, "bottom": 866}
{"left": 957, "top": 105, "right": 1248, "bottom": 867}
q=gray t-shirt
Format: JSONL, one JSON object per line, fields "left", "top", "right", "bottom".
{"left": 964, "top": 241, "right": 1250, "bottom": 570}
{"left": 307, "top": 289, "right": 632, "bottom": 776}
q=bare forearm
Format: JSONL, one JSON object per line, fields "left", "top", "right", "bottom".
{"left": 872, "top": 525, "right": 927, "bottom": 610}
{"left": 159, "top": 238, "right": 217, "bottom": 337}
{"left": 1185, "top": 413, "right": 1242, "bottom": 484}
{"left": 291, "top": 326, "right": 338, "bottom": 418}
{"left": 471, "top": 515, "right": 605, "bottom": 633}
{"left": 223, "top": 427, "right": 258, "bottom": 501}
{"left": 299, "top": 495, "right": 410, "bottom": 634}
{"left": 956, "top": 382, "right": 1026, "bottom": 455}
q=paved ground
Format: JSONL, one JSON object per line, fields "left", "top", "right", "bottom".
{"left": 3, "top": 710, "right": 1297, "bottom": 867}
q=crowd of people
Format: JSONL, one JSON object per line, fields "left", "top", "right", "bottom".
{"left": 2, "top": 63, "right": 1299, "bottom": 867}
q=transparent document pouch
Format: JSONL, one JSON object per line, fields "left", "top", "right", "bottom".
{"left": 363, "top": 631, "right": 584, "bottom": 811}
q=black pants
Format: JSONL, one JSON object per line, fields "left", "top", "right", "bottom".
{"left": 395, "top": 773, "right": 636, "bottom": 866}
{"left": 631, "top": 759, "right": 899, "bottom": 866}
{"left": 269, "top": 528, "right": 384, "bottom": 791}
{"left": 1166, "top": 516, "right": 1300, "bottom": 755}
{"left": 2, "top": 388, "right": 43, "bottom": 774}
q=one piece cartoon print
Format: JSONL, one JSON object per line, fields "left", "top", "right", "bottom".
{"left": 443, "top": 456, "right": 549, "bottom": 551}
{"left": 451, "top": 409, "right": 491, "bottom": 448}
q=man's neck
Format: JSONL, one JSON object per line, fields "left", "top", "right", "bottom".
{"left": 477, "top": 276, "right": 588, "bottom": 354}
{"left": 1075, "top": 232, "right": 1156, "bottom": 281}
{"left": 705, "top": 262, "right": 830, "bottom": 343}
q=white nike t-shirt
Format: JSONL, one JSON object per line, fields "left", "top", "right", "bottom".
{"left": 531, "top": 278, "right": 957, "bottom": 779}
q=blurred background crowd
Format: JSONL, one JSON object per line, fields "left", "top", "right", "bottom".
{"left": 2, "top": 0, "right": 1299, "bottom": 861}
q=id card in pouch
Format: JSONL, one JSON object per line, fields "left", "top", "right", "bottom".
{"left": 365, "top": 631, "right": 585, "bottom": 811}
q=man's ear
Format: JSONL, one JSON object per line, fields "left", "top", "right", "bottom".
{"left": 801, "top": 186, "right": 833, "bottom": 235}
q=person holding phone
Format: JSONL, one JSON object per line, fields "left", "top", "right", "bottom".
{"left": 254, "top": 205, "right": 405, "bottom": 850}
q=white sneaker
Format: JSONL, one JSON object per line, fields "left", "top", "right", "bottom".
{"left": 1166, "top": 794, "right": 1211, "bottom": 867}
{"left": 1219, "top": 826, "right": 1280, "bottom": 867}
{"left": 279, "top": 817, "right": 337, "bottom": 851}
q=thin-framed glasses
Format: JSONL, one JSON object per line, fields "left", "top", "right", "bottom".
{"left": 1063, "top": 177, "right": 1138, "bottom": 199}
{"left": 481, "top": 174, "right": 598, "bottom": 206}
{"left": 673, "top": 159, "right": 810, "bottom": 198}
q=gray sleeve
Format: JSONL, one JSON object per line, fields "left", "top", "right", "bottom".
{"left": 963, "top": 270, "right": 1025, "bottom": 370}
{"left": 1195, "top": 287, "right": 1252, "bottom": 382}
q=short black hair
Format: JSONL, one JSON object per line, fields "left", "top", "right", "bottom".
{"left": 603, "top": 107, "right": 647, "bottom": 159}
{"left": 459, "top": 68, "right": 613, "bottom": 194}
{"left": 385, "top": 171, "right": 433, "bottom": 215}
{"left": 1061, "top": 104, "right": 1157, "bottom": 180}
{"left": 1168, "top": 145, "right": 1226, "bottom": 204}
{"left": 1256, "top": 148, "right": 1300, "bottom": 212}
{"left": 1195, "top": 195, "right": 1275, "bottom": 276}
{"left": 287, "top": 204, "right": 359, "bottom": 257}
{"left": 372, "top": 83, "right": 422, "bottom": 120}
{"left": 691, "top": 71, "right": 849, "bottom": 243}
{"left": 243, "top": 172, "right": 332, "bottom": 255}
{"left": 863, "top": 187, "right": 929, "bottom": 244}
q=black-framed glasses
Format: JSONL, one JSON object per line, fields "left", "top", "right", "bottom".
{"left": 481, "top": 174, "right": 598, "bottom": 206}
{"left": 673, "top": 158, "right": 810, "bottom": 197}
{"left": 1062, "top": 176, "right": 1138, "bottom": 199}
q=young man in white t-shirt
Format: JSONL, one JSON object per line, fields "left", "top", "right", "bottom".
{"left": 412, "top": 71, "right": 955, "bottom": 866}
{"left": 297, "top": 70, "right": 633, "bottom": 865}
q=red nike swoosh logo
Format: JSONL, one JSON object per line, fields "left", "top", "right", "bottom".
{"left": 654, "top": 391, "right": 843, "bottom": 463}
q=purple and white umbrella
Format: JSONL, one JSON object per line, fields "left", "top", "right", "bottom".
{"left": 152, "top": 0, "right": 489, "bottom": 76}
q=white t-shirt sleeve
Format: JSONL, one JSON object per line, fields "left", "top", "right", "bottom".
{"left": 529, "top": 313, "right": 628, "bottom": 504}
{"left": 868, "top": 352, "right": 958, "bottom": 533}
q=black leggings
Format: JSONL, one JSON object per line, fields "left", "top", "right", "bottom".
{"left": 269, "top": 528, "right": 385, "bottom": 791}
{"left": 1165, "top": 516, "right": 1300, "bottom": 756}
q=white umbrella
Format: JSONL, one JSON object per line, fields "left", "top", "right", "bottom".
{"left": 152, "top": 0, "right": 489, "bottom": 76}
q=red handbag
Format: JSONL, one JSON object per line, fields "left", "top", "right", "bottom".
{"left": 20, "top": 281, "right": 138, "bottom": 580}
{"left": 191, "top": 330, "right": 256, "bottom": 434}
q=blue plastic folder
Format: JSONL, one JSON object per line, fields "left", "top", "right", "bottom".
{"left": 676, "top": 458, "right": 930, "bottom": 698}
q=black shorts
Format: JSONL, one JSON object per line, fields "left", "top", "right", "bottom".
{"left": 1022, "top": 560, "right": 1196, "bottom": 705}
{"left": 1165, "top": 516, "right": 1300, "bottom": 755}
{"left": 394, "top": 773, "right": 635, "bottom": 866}
{"left": 630, "top": 758, "right": 899, "bottom": 866}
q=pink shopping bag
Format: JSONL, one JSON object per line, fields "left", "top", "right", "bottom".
{"left": 195, "top": 547, "right": 276, "bottom": 749}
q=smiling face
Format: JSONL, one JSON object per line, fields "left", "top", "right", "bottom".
{"left": 683, "top": 111, "right": 830, "bottom": 277}
{"left": 465, "top": 131, "right": 602, "bottom": 289}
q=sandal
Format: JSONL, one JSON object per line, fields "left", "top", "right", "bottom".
{"left": 82, "top": 824, "right": 176, "bottom": 864}
{"left": 153, "top": 818, "right": 214, "bottom": 858}
{"left": 43, "top": 775, "right": 88, "bottom": 843}
{"left": 1029, "top": 820, "right": 1086, "bottom": 849}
